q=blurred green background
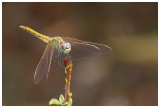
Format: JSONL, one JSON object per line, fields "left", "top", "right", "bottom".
{"left": 2, "top": 2, "right": 158, "bottom": 106}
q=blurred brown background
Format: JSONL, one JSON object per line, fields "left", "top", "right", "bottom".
{"left": 2, "top": 2, "right": 158, "bottom": 106}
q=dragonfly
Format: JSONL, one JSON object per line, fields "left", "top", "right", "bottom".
{"left": 19, "top": 25, "right": 112, "bottom": 84}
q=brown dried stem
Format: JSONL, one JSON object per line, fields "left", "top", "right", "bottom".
{"left": 64, "top": 60, "right": 73, "bottom": 102}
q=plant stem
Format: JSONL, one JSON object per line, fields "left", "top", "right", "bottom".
{"left": 64, "top": 60, "right": 73, "bottom": 102}
{"left": 65, "top": 78, "right": 70, "bottom": 102}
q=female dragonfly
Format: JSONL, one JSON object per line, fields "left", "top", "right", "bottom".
{"left": 19, "top": 25, "right": 112, "bottom": 84}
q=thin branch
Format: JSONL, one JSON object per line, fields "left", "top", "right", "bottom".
{"left": 64, "top": 60, "right": 73, "bottom": 102}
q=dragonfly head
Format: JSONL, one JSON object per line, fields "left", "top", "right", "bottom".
{"left": 60, "top": 42, "right": 71, "bottom": 54}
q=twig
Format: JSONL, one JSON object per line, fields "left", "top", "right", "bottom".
{"left": 64, "top": 60, "right": 73, "bottom": 102}
{"left": 49, "top": 59, "right": 74, "bottom": 106}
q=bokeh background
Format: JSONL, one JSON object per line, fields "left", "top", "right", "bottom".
{"left": 2, "top": 2, "right": 158, "bottom": 106}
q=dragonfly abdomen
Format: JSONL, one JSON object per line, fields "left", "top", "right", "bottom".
{"left": 19, "top": 25, "right": 50, "bottom": 43}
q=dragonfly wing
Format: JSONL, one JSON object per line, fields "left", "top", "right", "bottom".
{"left": 34, "top": 44, "right": 54, "bottom": 84}
{"left": 62, "top": 37, "right": 112, "bottom": 60}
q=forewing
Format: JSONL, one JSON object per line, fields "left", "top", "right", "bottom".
{"left": 62, "top": 37, "right": 112, "bottom": 60}
{"left": 34, "top": 44, "right": 54, "bottom": 84}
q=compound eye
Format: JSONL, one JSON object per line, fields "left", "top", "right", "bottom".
{"left": 66, "top": 43, "right": 71, "bottom": 48}
{"left": 61, "top": 45, "right": 64, "bottom": 49}
{"left": 61, "top": 44, "right": 66, "bottom": 49}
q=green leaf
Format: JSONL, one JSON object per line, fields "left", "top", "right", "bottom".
{"left": 49, "top": 98, "right": 61, "bottom": 105}
{"left": 68, "top": 98, "right": 72, "bottom": 106}
{"left": 59, "top": 94, "right": 65, "bottom": 103}
{"left": 61, "top": 101, "right": 68, "bottom": 106}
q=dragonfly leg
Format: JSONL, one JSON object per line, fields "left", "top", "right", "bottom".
{"left": 57, "top": 53, "right": 64, "bottom": 69}
{"left": 67, "top": 54, "right": 72, "bottom": 61}
{"left": 61, "top": 53, "right": 64, "bottom": 64}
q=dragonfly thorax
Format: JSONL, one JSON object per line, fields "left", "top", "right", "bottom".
{"left": 50, "top": 37, "right": 71, "bottom": 54}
